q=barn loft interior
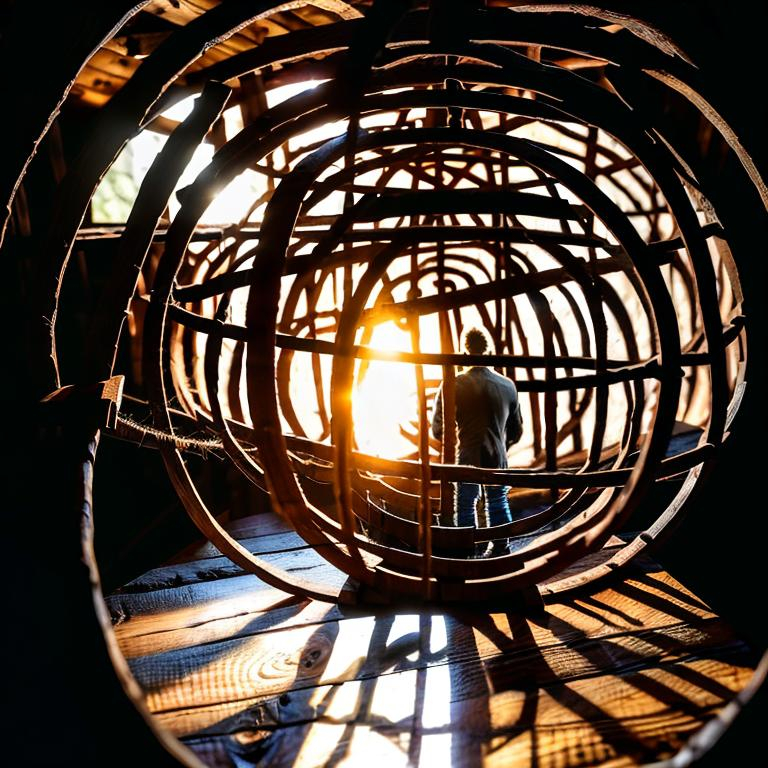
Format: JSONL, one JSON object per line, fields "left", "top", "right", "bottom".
{"left": 2, "top": 1, "right": 767, "bottom": 766}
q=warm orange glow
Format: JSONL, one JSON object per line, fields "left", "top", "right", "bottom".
{"left": 124, "top": 82, "right": 701, "bottom": 467}
{"left": 353, "top": 322, "right": 419, "bottom": 458}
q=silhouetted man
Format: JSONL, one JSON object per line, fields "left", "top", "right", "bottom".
{"left": 431, "top": 327, "right": 523, "bottom": 556}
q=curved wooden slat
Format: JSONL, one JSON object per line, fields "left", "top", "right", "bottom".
{"left": 31, "top": 1, "right": 757, "bottom": 606}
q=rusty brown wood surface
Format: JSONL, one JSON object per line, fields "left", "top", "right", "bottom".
{"left": 4, "top": 2, "right": 766, "bottom": 765}
{"left": 111, "top": 512, "right": 759, "bottom": 768}
{"left": 50, "top": 13, "right": 747, "bottom": 601}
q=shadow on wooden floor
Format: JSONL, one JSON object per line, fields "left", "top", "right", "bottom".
{"left": 108, "top": 514, "right": 759, "bottom": 768}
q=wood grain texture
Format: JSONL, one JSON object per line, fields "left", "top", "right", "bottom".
{"left": 109, "top": 514, "right": 758, "bottom": 766}
{"left": 117, "top": 542, "right": 347, "bottom": 594}
{"left": 181, "top": 657, "right": 755, "bottom": 768}
{"left": 108, "top": 526, "right": 641, "bottom": 656}
{"left": 7, "top": 1, "right": 765, "bottom": 764}
{"left": 128, "top": 608, "right": 740, "bottom": 715}
{"left": 143, "top": 616, "right": 746, "bottom": 731}
{"left": 167, "top": 513, "right": 296, "bottom": 563}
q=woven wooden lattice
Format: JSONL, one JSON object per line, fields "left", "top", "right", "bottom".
{"left": 44, "top": 1, "right": 759, "bottom": 603}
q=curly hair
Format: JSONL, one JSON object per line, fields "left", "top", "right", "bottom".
{"left": 462, "top": 327, "right": 489, "bottom": 355}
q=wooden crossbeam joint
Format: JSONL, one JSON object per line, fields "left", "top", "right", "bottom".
{"left": 40, "top": 375, "right": 125, "bottom": 432}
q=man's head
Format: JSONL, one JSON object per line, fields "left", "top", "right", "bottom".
{"left": 462, "top": 326, "right": 490, "bottom": 356}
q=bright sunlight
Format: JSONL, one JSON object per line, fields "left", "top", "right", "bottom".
{"left": 352, "top": 322, "right": 419, "bottom": 458}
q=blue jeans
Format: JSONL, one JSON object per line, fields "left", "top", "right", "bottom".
{"left": 456, "top": 483, "right": 511, "bottom": 528}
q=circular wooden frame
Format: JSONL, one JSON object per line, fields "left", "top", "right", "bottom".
{"left": 39, "top": 1, "right": 755, "bottom": 603}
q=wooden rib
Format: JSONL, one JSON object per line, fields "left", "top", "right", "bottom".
{"left": 408, "top": 278, "right": 433, "bottom": 597}
{"left": 85, "top": 81, "right": 231, "bottom": 382}
{"left": 141, "top": 188, "right": 354, "bottom": 601}
{"left": 43, "top": 0, "right": 299, "bottom": 389}
{"left": 529, "top": 291, "right": 558, "bottom": 471}
{"left": 168, "top": 302, "right": 665, "bottom": 392}
{"left": 157, "top": 117, "right": 682, "bottom": 596}
{"left": 173, "top": 230, "right": 626, "bottom": 303}
{"left": 186, "top": 6, "right": 679, "bottom": 86}
{"left": 438, "top": 307, "right": 456, "bottom": 524}
{"left": 329, "top": 241, "right": 407, "bottom": 559}
{"left": 87, "top": 9, "right": 757, "bottom": 601}
{"left": 68, "top": 397, "right": 206, "bottom": 766}
{"left": 359, "top": 253, "right": 640, "bottom": 325}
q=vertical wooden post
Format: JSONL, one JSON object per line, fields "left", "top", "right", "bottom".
{"left": 529, "top": 292, "right": 558, "bottom": 471}
{"left": 408, "top": 246, "right": 433, "bottom": 597}
{"left": 583, "top": 126, "right": 609, "bottom": 470}
{"left": 438, "top": 307, "right": 456, "bottom": 524}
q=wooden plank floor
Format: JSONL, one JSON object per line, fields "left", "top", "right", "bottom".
{"left": 108, "top": 513, "right": 758, "bottom": 767}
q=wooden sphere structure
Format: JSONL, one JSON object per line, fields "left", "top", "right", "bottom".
{"left": 39, "top": 1, "right": 761, "bottom": 604}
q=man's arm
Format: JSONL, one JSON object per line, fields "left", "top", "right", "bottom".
{"left": 505, "top": 390, "right": 523, "bottom": 446}
{"left": 431, "top": 385, "right": 443, "bottom": 441}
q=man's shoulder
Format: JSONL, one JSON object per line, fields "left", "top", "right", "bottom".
{"left": 456, "top": 367, "right": 481, "bottom": 382}
{"left": 457, "top": 367, "right": 517, "bottom": 392}
{"left": 485, "top": 368, "right": 518, "bottom": 393}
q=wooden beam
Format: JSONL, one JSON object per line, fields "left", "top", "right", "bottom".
{"left": 85, "top": 81, "right": 231, "bottom": 382}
